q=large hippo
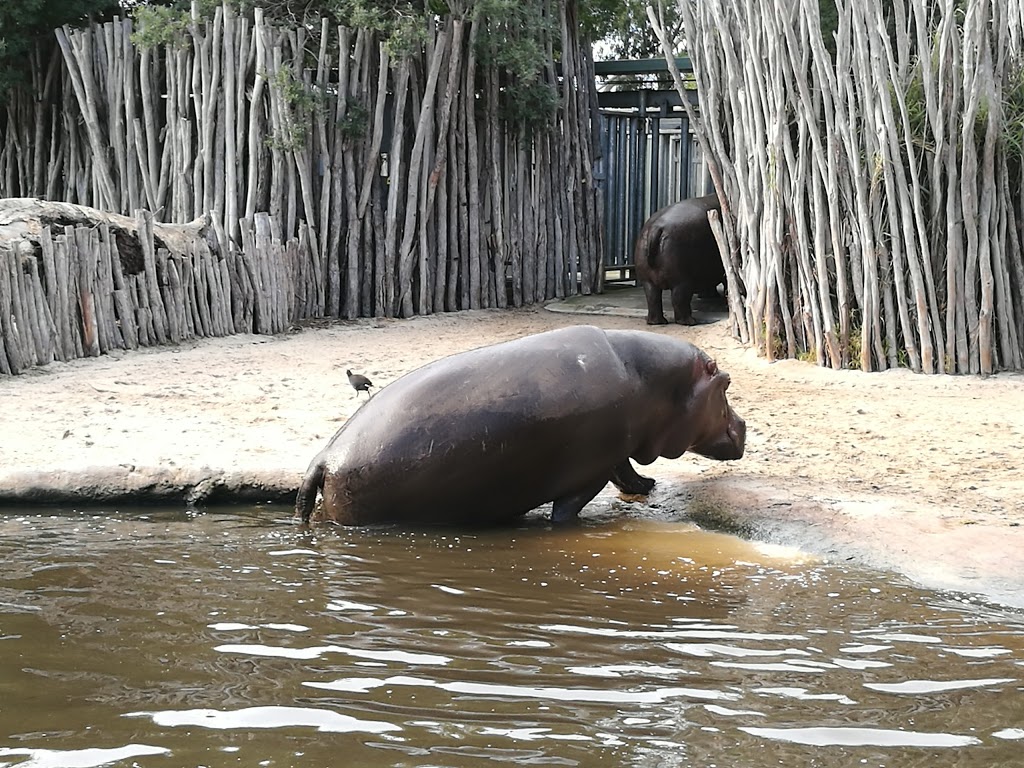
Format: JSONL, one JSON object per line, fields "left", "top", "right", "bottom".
{"left": 635, "top": 194, "right": 724, "bottom": 326}
{"left": 295, "top": 326, "right": 745, "bottom": 526}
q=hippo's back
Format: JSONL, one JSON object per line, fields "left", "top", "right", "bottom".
{"left": 318, "top": 326, "right": 636, "bottom": 524}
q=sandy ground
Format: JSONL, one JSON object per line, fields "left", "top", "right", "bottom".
{"left": 1, "top": 301, "right": 1023, "bottom": 608}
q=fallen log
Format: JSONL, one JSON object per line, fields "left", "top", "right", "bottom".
{"left": 0, "top": 198, "right": 224, "bottom": 374}
{"left": 0, "top": 197, "right": 216, "bottom": 262}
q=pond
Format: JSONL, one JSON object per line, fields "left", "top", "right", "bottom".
{"left": 1, "top": 506, "right": 1022, "bottom": 768}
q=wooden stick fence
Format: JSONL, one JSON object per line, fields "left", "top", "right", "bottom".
{"left": 665, "top": 0, "right": 1024, "bottom": 374}
{"left": 0, "top": 1, "right": 603, "bottom": 378}
{"left": 0, "top": 205, "right": 304, "bottom": 374}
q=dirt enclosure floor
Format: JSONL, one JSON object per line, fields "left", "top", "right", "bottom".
{"left": 1, "top": 293, "right": 1023, "bottom": 608}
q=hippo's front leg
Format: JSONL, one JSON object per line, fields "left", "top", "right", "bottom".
{"left": 610, "top": 459, "right": 655, "bottom": 495}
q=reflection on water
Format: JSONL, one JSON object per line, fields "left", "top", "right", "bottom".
{"left": 1, "top": 506, "right": 1022, "bottom": 768}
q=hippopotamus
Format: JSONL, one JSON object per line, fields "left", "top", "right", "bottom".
{"left": 295, "top": 325, "right": 745, "bottom": 526}
{"left": 635, "top": 194, "right": 725, "bottom": 326}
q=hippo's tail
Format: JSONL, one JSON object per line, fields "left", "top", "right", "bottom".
{"left": 635, "top": 220, "right": 662, "bottom": 271}
{"left": 295, "top": 456, "right": 326, "bottom": 524}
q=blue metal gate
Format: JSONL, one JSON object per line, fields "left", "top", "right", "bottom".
{"left": 594, "top": 62, "right": 713, "bottom": 281}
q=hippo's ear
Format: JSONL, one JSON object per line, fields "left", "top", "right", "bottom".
{"left": 702, "top": 358, "right": 730, "bottom": 391}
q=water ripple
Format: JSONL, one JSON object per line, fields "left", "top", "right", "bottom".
{"left": 666, "top": 643, "right": 811, "bottom": 658}
{"left": 756, "top": 687, "right": 857, "bottom": 705}
{"left": 864, "top": 678, "right": 1016, "bottom": 695}
{"left": 710, "top": 660, "right": 832, "bottom": 673}
{"left": 740, "top": 726, "right": 981, "bottom": 748}
{"left": 214, "top": 643, "right": 450, "bottom": 665}
{"left": 477, "top": 727, "right": 592, "bottom": 742}
{"left": 566, "top": 664, "right": 695, "bottom": 678}
{"left": 304, "top": 674, "right": 738, "bottom": 703}
{"left": 124, "top": 705, "right": 399, "bottom": 734}
{"left": 207, "top": 622, "right": 309, "bottom": 632}
{"left": 0, "top": 744, "right": 169, "bottom": 768}
{"left": 542, "top": 623, "right": 806, "bottom": 641}
{"left": 994, "top": 728, "right": 1024, "bottom": 740}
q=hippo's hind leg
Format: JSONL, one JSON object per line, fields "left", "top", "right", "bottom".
{"left": 610, "top": 459, "right": 655, "bottom": 496}
{"left": 551, "top": 478, "right": 610, "bottom": 524}
{"left": 643, "top": 281, "right": 669, "bottom": 325}
{"left": 670, "top": 279, "right": 698, "bottom": 325}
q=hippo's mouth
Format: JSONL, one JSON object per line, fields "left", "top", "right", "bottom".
{"left": 692, "top": 417, "right": 746, "bottom": 461}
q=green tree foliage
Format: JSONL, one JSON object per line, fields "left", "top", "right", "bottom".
{"left": 585, "top": 0, "right": 842, "bottom": 62}
{"left": 131, "top": 0, "right": 561, "bottom": 128}
{"left": 0, "top": 0, "right": 120, "bottom": 94}
{"left": 582, "top": 0, "right": 681, "bottom": 61}
{"left": 473, "top": 0, "right": 558, "bottom": 127}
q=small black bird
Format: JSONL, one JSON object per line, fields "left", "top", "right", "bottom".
{"left": 346, "top": 369, "right": 374, "bottom": 398}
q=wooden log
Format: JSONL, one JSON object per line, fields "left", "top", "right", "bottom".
{"left": 110, "top": 247, "right": 139, "bottom": 351}
{"left": 84, "top": 226, "right": 113, "bottom": 353}
{"left": 433, "top": 152, "right": 449, "bottom": 313}
{"left": 0, "top": 252, "right": 24, "bottom": 373}
{"left": 162, "top": 251, "right": 184, "bottom": 342}
{"left": 521, "top": 136, "right": 535, "bottom": 306}
{"left": 133, "top": 277, "right": 153, "bottom": 346}
{"left": 38, "top": 226, "right": 71, "bottom": 360}
{"left": 96, "top": 225, "right": 123, "bottom": 351}
{"left": 238, "top": 216, "right": 263, "bottom": 332}
{"left": 13, "top": 247, "right": 46, "bottom": 365}
{"left": 193, "top": 244, "right": 215, "bottom": 335}
{"left": 447, "top": 104, "right": 461, "bottom": 312}
{"left": 485, "top": 65, "right": 506, "bottom": 309}
{"left": 66, "top": 228, "right": 98, "bottom": 358}
{"left": 135, "top": 210, "right": 170, "bottom": 343}
{"left": 237, "top": 240, "right": 257, "bottom": 333}
{"left": 535, "top": 135, "right": 550, "bottom": 301}
{"left": 358, "top": 43, "right": 389, "bottom": 223}
{"left": 184, "top": 252, "right": 205, "bottom": 337}
{"left": 27, "top": 256, "right": 57, "bottom": 364}
{"left": 295, "top": 225, "right": 313, "bottom": 324}
{"left": 512, "top": 135, "right": 527, "bottom": 307}
{"left": 397, "top": 24, "right": 448, "bottom": 317}
{"left": 243, "top": 8, "right": 268, "bottom": 225}
{"left": 999, "top": 156, "right": 1024, "bottom": 369}
{"left": 464, "top": 21, "right": 481, "bottom": 310}
{"left": 251, "top": 213, "right": 274, "bottom": 332}
{"left": 54, "top": 25, "right": 118, "bottom": 209}
{"left": 550, "top": 134, "right": 566, "bottom": 299}
{"left": 0, "top": 308, "right": 11, "bottom": 376}
{"left": 200, "top": 242, "right": 225, "bottom": 335}
{"left": 383, "top": 58, "right": 410, "bottom": 317}
{"left": 53, "top": 233, "right": 76, "bottom": 359}
{"left": 216, "top": 256, "right": 234, "bottom": 334}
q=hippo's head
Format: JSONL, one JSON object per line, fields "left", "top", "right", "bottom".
{"left": 687, "top": 358, "right": 746, "bottom": 461}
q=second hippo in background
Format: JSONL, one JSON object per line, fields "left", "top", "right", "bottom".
{"left": 634, "top": 193, "right": 725, "bottom": 326}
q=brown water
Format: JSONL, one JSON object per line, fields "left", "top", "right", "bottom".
{"left": 1, "top": 506, "right": 1022, "bottom": 768}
